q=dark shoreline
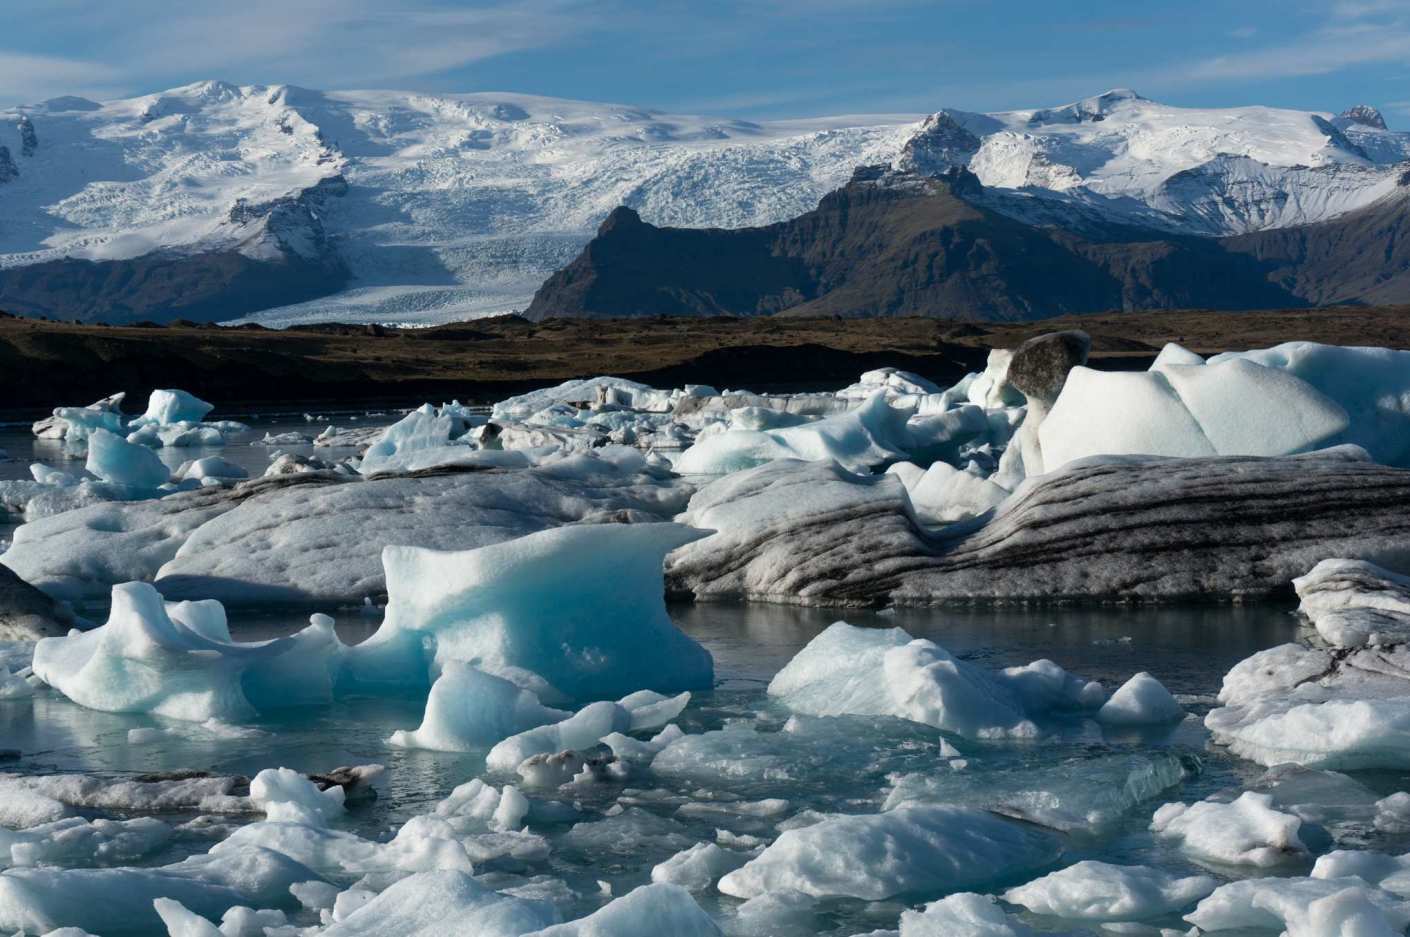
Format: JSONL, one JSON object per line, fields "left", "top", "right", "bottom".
{"left": 3, "top": 305, "right": 1407, "bottom": 420}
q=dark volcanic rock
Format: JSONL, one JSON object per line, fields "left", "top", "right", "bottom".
{"left": 1006, "top": 330, "right": 1091, "bottom": 403}
{"left": 1340, "top": 105, "right": 1388, "bottom": 130}
{"left": 0, "top": 562, "right": 70, "bottom": 639}
{"left": 0, "top": 146, "right": 17, "bottom": 184}
{"left": 17, "top": 115, "right": 36, "bottom": 157}
{"left": 668, "top": 449, "right": 1410, "bottom": 606}
{"left": 524, "top": 170, "right": 1327, "bottom": 322}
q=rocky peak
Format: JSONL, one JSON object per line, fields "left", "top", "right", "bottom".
{"left": 597, "top": 206, "right": 644, "bottom": 235}
{"left": 1340, "top": 105, "right": 1387, "bottom": 130}
{"left": 894, "top": 111, "right": 981, "bottom": 177}
{"left": 17, "top": 115, "right": 36, "bottom": 156}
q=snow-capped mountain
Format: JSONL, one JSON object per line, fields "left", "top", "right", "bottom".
{"left": 0, "top": 83, "right": 1405, "bottom": 326}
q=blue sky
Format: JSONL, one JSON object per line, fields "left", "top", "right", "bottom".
{"left": 3, "top": 0, "right": 1407, "bottom": 125}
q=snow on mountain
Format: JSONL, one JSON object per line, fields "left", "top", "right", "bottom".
{"left": 0, "top": 83, "right": 1405, "bottom": 326}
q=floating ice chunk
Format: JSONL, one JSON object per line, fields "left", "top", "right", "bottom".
{"left": 1211, "top": 341, "right": 1410, "bottom": 467}
{"left": 31, "top": 582, "right": 330, "bottom": 723}
{"left": 602, "top": 724, "right": 685, "bottom": 766}
{"left": 1003, "top": 861, "right": 1216, "bottom": 922}
{"left": 388, "top": 663, "right": 570, "bottom": 752}
{"left": 967, "top": 350, "right": 1023, "bottom": 410}
{"left": 0, "top": 772, "right": 248, "bottom": 815}
{"left": 1041, "top": 359, "right": 1350, "bottom": 472}
{"left": 1097, "top": 673, "right": 1184, "bottom": 725}
{"left": 314, "top": 870, "right": 555, "bottom": 936}
{"left": 651, "top": 842, "right": 748, "bottom": 893}
{"left": 674, "top": 392, "right": 912, "bottom": 475}
{"left": 85, "top": 428, "right": 170, "bottom": 489}
{"left": 717, "top": 804, "right": 1061, "bottom": 901}
{"left": 1150, "top": 791, "right": 1310, "bottom": 867}
{"left": 0, "top": 816, "right": 172, "bottom": 869}
{"left": 358, "top": 403, "right": 489, "bottom": 476}
{"left": 433, "top": 779, "right": 530, "bottom": 834}
{"left": 1150, "top": 342, "right": 1205, "bottom": 370}
{"left": 1159, "top": 358, "right": 1348, "bottom": 456}
{"left": 1376, "top": 792, "right": 1410, "bottom": 833}
{"left": 350, "top": 523, "right": 713, "bottom": 700}
{"left": 838, "top": 368, "right": 943, "bottom": 401}
{"left": 900, "top": 892, "right": 1052, "bottom": 936}
{"left": 723, "top": 889, "right": 820, "bottom": 937}
{"left": 1186, "top": 875, "right": 1410, "bottom": 934}
{"left": 1294, "top": 558, "right": 1410, "bottom": 647}
{"left": 1314, "top": 850, "right": 1410, "bottom": 898}
{"left": 138, "top": 390, "right": 215, "bottom": 427}
{"left": 525, "top": 882, "right": 721, "bottom": 937}
{"left": 174, "top": 458, "right": 248, "bottom": 485}
{"left": 0, "top": 786, "right": 70, "bottom": 830}
{"left": 768, "top": 622, "right": 1101, "bottom": 739}
{"left": 889, "top": 459, "right": 1008, "bottom": 524}
{"left": 249, "top": 768, "right": 344, "bottom": 827}
{"left": 1208, "top": 695, "right": 1410, "bottom": 770}
{"left": 493, "top": 377, "right": 656, "bottom": 422}
{"left": 153, "top": 898, "right": 222, "bottom": 937}
{"left": 486, "top": 691, "right": 689, "bottom": 773}
{"left": 0, "top": 845, "right": 317, "bottom": 936}
{"left": 883, "top": 751, "right": 1191, "bottom": 833}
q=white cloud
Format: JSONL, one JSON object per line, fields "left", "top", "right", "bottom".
{"left": 0, "top": 0, "right": 597, "bottom": 106}
{"left": 0, "top": 52, "right": 125, "bottom": 105}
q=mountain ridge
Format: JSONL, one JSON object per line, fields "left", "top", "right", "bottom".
{"left": 0, "top": 82, "right": 1406, "bottom": 325}
{"left": 524, "top": 167, "right": 1410, "bottom": 321}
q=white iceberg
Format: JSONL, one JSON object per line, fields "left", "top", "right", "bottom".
{"left": 1096, "top": 672, "right": 1184, "bottom": 725}
{"left": 673, "top": 392, "right": 911, "bottom": 475}
{"left": 766, "top": 621, "right": 1102, "bottom": 738}
{"left": 1150, "top": 791, "right": 1310, "bottom": 867}
{"left": 347, "top": 523, "right": 713, "bottom": 701}
{"left": 85, "top": 428, "right": 170, "bottom": 490}
{"left": 386, "top": 663, "right": 570, "bottom": 752}
{"left": 31, "top": 582, "right": 336, "bottom": 722}
{"left": 1002, "top": 860, "right": 1216, "bottom": 922}
{"left": 717, "top": 804, "right": 1061, "bottom": 901}
{"left": 485, "top": 690, "right": 689, "bottom": 772}
{"left": 135, "top": 390, "right": 215, "bottom": 427}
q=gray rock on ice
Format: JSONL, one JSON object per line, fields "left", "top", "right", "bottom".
{"left": 0, "top": 562, "right": 72, "bottom": 639}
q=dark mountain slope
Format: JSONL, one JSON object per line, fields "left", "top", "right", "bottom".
{"left": 525, "top": 167, "right": 1410, "bottom": 321}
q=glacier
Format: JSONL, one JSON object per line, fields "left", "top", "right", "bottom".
{"left": 2, "top": 83, "right": 1406, "bottom": 325}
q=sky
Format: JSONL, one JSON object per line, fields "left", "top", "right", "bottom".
{"left": 2, "top": 0, "right": 1408, "bottom": 126}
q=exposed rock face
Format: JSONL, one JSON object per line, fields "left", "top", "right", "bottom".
{"left": 893, "top": 112, "right": 982, "bottom": 176}
{"left": 1341, "top": 105, "right": 1388, "bottom": 130}
{"left": 526, "top": 171, "right": 1310, "bottom": 321}
{"left": 17, "top": 115, "right": 36, "bottom": 157}
{"left": 668, "top": 449, "right": 1410, "bottom": 606}
{"left": 1005, "top": 330, "right": 1091, "bottom": 404}
{"left": 0, "top": 146, "right": 16, "bottom": 184}
{"left": 0, "top": 563, "right": 69, "bottom": 639}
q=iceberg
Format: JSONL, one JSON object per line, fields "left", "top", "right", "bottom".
{"left": 1294, "top": 558, "right": 1410, "bottom": 647}
{"left": 386, "top": 663, "right": 570, "bottom": 752}
{"left": 135, "top": 390, "right": 215, "bottom": 427}
{"left": 85, "top": 428, "right": 171, "bottom": 490}
{"left": 766, "top": 622, "right": 1102, "bottom": 738}
{"left": 1096, "top": 672, "right": 1184, "bottom": 725}
{"left": 1040, "top": 358, "right": 1349, "bottom": 471}
{"left": 1212, "top": 341, "right": 1410, "bottom": 467}
{"left": 1187, "top": 875, "right": 1410, "bottom": 935}
{"left": 525, "top": 883, "right": 721, "bottom": 937}
{"left": 673, "top": 392, "right": 912, "bottom": 475}
{"left": 1002, "top": 861, "right": 1217, "bottom": 922}
{"left": 485, "top": 690, "right": 689, "bottom": 772}
{"left": 1150, "top": 791, "right": 1310, "bottom": 867}
{"left": 717, "top": 804, "right": 1062, "bottom": 900}
{"left": 31, "top": 582, "right": 336, "bottom": 722}
{"left": 347, "top": 523, "right": 714, "bottom": 700}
